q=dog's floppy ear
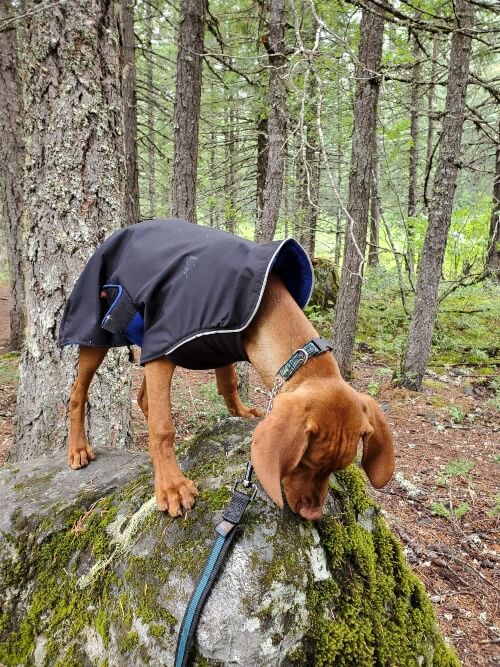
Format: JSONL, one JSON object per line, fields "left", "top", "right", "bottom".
{"left": 360, "top": 395, "right": 395, "bottom": 488}
{"left": 251, "top": 396, "right": 309, "bottom": 508}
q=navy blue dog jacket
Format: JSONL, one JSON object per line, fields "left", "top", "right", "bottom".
{"left": 58, "top": 218, "right": 314, "bottom": 369}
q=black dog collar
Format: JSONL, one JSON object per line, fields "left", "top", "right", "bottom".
{"left": 277, "top": 337, "right": 333, "bottom": 381}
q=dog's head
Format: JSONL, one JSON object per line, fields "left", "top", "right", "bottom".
{"left": 251, "top": 379, "right": 394, "bottom": 520}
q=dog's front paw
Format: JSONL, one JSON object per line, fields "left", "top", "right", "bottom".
{"left": 229, "top": 402, "right": 263, "bottom": 419}
{"left": 155, "top": 476, "right": 199, "bottom": 518}
{"left": 68, "top": 443, "right": 96, "bottom": 469}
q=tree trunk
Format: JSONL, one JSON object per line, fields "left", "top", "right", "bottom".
{"left": 224, "top": 105, "right": 237, "bottom": 234}
{"left": 332, "top": 3, "right": 385, "bottom": 378}
{"left": 145, "top": 7, "right": 157, "bottom": 218}
{"left": 401, "top": 0, "right": 476, "bottom": 390}
{"left": 13, "top": 0, "right": 135, "bottom": 460}
{"left": 120, "top": 0, "right": 140, "bottom": 224}
{"left": 256, "top": 116, "right": 269, "bottom": 226}
{"left": 368, "top": 134, "right": 381, "bottom": 268}
{"left": 486, "top": 120, "right": 500, "bottom": 278}
{"left": 0, "top": 0, "right": 26, "bottom": 351}
{"left": 255, "top": 0, "right": 287, "bottom": 243}
{"left": 424, "top": 36, "right": 439, "bottom": 211}
{"left": 407, "top": 24, "right": 421, "bottom": 276}
{"left": 171, "top": 0, "right": 206, "bottom": 223}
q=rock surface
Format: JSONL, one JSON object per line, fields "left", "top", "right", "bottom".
{"left": 0, "top": 418, "right": 458, "bottom": 666}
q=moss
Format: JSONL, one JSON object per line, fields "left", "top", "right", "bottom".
{"left": 118, "top": 630, "right": 139, "bottom": 652}
{"left": 0, "top": 483, "right": 149, "bottom": 665}
{"left": 149, "top": 624, "right": 166, "bottom": 640}
{"left": 198, "top": 486, "right": 232, "bottom": 511}
{"left": 306, "top": 466, "right": 460, "bottom": 666}
{"left": 95, "top": 608, "right": 110, "bottom": 648}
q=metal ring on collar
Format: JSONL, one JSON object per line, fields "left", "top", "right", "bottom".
{"left": 293, "top": 347, "right": 309, "bottom": 366}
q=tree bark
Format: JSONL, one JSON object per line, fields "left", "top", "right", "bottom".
{"left": 424, "top": 36, "right": 439, "bottom": 211}
{"left": 224, "top": 105, "right": 237, "bottom": 233}
{"left": 0, "top": 0, "right": 26, "bottom": 351}
{"left": 145, "top": 7, "right": 157, "bottom": 218}
{"left": 332, "top": 3, "right": 385, "bottom": 378}
{"left": 256, "top": 116, "right": 269, "bottom": 226}
{"left": 13, "top": 0, "right": 135, "bottom": 460}
{"left": 120, "top": 0, "right": 140, "bottom": 224}
{"left": 255, "top": 0, "right": 287, "bottom": 243}
{"left": 401, "top": 0, "right": 476, "bottom": 390}
{"left": 486, "top": 120, "right": 500, "bottom": 278}
{"left": 171, "top": 0, "right": 206, "bottom": 223}
{"left": 407, "top": 24, "right": 421, "bottom": 276}
{"left": 368, "top": 134, "right": 381, "bottom": 268}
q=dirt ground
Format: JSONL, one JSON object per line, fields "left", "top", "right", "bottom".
{"left": 0, "top": 288, "right": 498, "bottom": 666}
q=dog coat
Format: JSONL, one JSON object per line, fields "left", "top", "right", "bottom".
{"left": 59, "top": 218, "right": 314, "bottom": 369}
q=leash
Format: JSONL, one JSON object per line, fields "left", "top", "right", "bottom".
{"left": 174, "top": 462, "right": 257, "bottom": 667}
{"left": 174, "top": 337, "right": 333, "bottom": 666}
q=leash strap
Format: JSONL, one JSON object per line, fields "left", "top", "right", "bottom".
{"left": 174, "top": 465, "right": 257, "bottom": 667}
{"left": 277, "top": 337, "right": 333, "bottom": 381}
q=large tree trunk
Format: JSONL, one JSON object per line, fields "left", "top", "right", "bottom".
{"left": 486, "top": 120, "right": 500, "bottom": 278}
{"left": 171, "top": 0, "right": 206, "bottom": 223}
{"left": 0, "top": 0, "right": 26, "bottom": 351}
{"left": 401, "top": 0, "right": 476, "bottom": 390}
{"left": 332, "top": 3, "right": 385, "bottom": 378}
{"left": 13, "top": 0, "right": 135, "bottom": 460}
{"left": 255, "top": 0, "right": 287, "bottom": 243}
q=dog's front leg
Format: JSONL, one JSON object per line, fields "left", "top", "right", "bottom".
{"left": 144, "top": 358, "right": 199, "bottom": 517}
{"left": 215, "top": 365, "right": 262, "bottom": 418}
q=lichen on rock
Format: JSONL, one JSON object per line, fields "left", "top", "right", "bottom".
{"left": 0, "top": 418, "right": 458, "bottom": 666}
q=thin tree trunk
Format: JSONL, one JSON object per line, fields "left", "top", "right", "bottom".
{"left": 0, "top": 0, "right": 26, "bottom": 351}
{"left": 256, "top": 116, "right": 269, "bottom": 226}
{"left": 13, "top": 0, "right": 135, "bottom": 460}
{"left": 224, "top": 105, "right": 237, "bottom": 233}
{"left": 121, "top": 0, "right": 140, "bottom": 224}
{"left": 368, "top": 134, "right": 380, "bottom": 268}
{"left": 424, "top": 36, "right": 439, "bottom": 210}
{"left": 171, "top": 0, "right": 206, "bottom": 222}
{"left": 401, "top": 0, "right": 476, "bottom": 390}
{"left": 334, "top": 131, "right": 343, "bottom": 266}
{"left": 407, "top": 24, "right": 421, "bottom": 275}
{"left": 255, "top": 0, "right": 287, "bottom": 243}
{"left": 332, "top": 3, "right": 385, "bottom": 378}
{"left": 486, "top": 120, "right": 500, "bottom": 278}
{"left": 145, "top": 8, "right": 156, "bottom": 218}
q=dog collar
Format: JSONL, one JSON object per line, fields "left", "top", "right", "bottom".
{"left": 267, "top": 337, "right": 333, "bottom": 414}
{"left": 277, "top": 337, "right": 333, "bottom": 381}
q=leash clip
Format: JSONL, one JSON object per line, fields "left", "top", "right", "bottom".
{"left": 233, "top": 461, "right": 258, "bottom": 501}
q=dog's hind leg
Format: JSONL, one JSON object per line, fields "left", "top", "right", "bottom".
{"left": 215, "top": 365, "right": 262, "bottom": 418}
{"left": 137, "top": 376, "right": 148, "bottom": 419}
{"left": 68, "top": 345, "right": 109, "bottom": 469}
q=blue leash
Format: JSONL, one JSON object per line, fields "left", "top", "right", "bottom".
{"left": 174, "top": 462, "right": 257, "bottom": 667}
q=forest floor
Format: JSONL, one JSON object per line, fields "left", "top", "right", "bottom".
{"left": 0, "top": 283, "right": 498, "bottom": 666}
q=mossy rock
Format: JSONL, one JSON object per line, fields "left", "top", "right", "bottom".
{"left": 310, "top": 258, "right": 339, "bottom": 311}
{"left": 0, "top": 418, "right": 458, "bottom": 666}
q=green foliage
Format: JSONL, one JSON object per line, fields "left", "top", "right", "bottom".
{"left": 430, "top": 501, "right": 469, "bottom": 521}
{"left": 0, "top": 352, "right": 20, "bottom": 384}
{"left": 487, "top": 495, "right": 500, "bottom": 518}
{"left": 436, "top": 459, "right": 475, "bottom": 486}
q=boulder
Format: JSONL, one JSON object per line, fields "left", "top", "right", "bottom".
{"left": 310, "top": 258, "right": 339, "bottom": 311}
{"left": 0, "top": 418, "right": 458, "bottom": 666}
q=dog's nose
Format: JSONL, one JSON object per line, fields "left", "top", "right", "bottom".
{"left": 299, "top": 506, "right": 322, "bottom": 521}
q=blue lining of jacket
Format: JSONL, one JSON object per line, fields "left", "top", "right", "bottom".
{"left": 101, "top": 283, "right": 144, "bottom": 347}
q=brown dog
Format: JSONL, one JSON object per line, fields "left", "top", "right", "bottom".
{"left": 67, "top": 273, "right": 394, "bottom": 521}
